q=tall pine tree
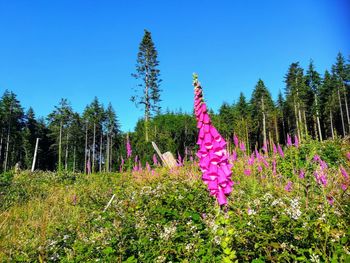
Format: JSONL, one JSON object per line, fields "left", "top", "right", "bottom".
{"left": 131, "top": 29, "right": 162, "bottom": 142}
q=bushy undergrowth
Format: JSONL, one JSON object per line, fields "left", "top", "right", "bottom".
{"left": 0, "top": 139, "right": 350, "bottom": 262}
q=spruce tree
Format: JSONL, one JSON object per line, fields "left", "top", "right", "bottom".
{"left": 306, "top": 60, "right": 323, "bottom": 140}
{"left": 131, "top": 29, "right": 162, "bottom": 142}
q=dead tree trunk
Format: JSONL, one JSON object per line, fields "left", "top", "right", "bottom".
{"left": 58, "top": 120, "right": 63, "bottom": 172}
{"left": 31, "top": 138, "right": 40, "bottom": 172}
{"left": 92, "top": 122, "right": 96, "bottom": 172}
{"left": 65, "top": 132, "right": 69, "bottom": 171}
{"left": 315, "top": 94, "right": 323, "bottom": 141}
{"left": 99, "top": 134, "right": 102, "bottom": 173}
{"left": 343, "top": 83, "right": 350, "bottom": 133}
{"left": 84, "top": 122, "right": 88, "bottom": 174}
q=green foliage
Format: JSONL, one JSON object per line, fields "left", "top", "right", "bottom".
{"left": 1, "top": 140, "right": 350, "bottom": 262}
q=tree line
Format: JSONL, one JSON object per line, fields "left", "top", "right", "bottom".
{"left": 0, "top": 52, "right": 349, "bottom": 172}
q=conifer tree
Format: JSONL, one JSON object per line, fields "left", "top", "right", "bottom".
{"left": 332, "top": 52, "right": 349, "bottom": 134}
{"left": 306, "top": 60, "right": 323, "bottom": 140}
{"left": 131, "top": 30, "right": 162, "bottom": 142}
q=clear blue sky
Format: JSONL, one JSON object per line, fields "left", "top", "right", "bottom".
{"left": 0, "top": 0, "right": 349, "bottom": 132}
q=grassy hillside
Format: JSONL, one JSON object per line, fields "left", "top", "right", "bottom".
{"left": 1, "top": 139, "right": 350, "bottom": 262}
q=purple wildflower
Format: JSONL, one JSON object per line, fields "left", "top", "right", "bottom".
{"left": 234, "top": 135, "right": 239, "bottom": 148}
{"left": 284, "top": 181, "right": 293, "bottom": 192}
{"left": 313, "top": 155, "right": 320, "bottom": 162}
{"left": 340, "top": 166, "right": 349, "bottom": 180}
{"left": 244, "top": 169, "right": 251, "bottom": 176}
{"left": 153, "top": 154, "right": 158, "bottom": 166}
{"left": 239, "top": 141, "right": 246, "bottom": 152}
{"left": 327, "top": 196, "right": 334, "bottom": 206}
{"left": 287, "top": 134, "right": 292, "bottom": 147}
{"left": 126, "top": 134, "right": 132, "bottom": 158}
{"left": 278, "top": 144, "right": 285, "bottom": 158}
{"left": 231, "top": 150, "right": 237, "bottom": 162}
{"left": 273, "top": 143, "right": 277, "bottom": 155}
{"left": 294, "top": 135, "right": 299, "bottom": 148}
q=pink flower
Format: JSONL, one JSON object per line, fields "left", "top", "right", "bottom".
{"left": 299, "top": 169, "right": 305, "bottom": 179}
{"left": 138, "top": 160, "right": 142, "bottom": 171}
{"left": 277, "top": 144, "right": 284, "bottom": 158}
{"left": 340, "top": 166, "right": 349, "bottom": 180}
{"left": 341, "top": 184, "right": 348, "bottom": 191}
{"left": 262, "top": 144, "right": 268, "bottom": 154}
{"left": 327, "top": 196, "right": 334, "bottom": 206}
{"left": 239, "top": 142, "right": 246, "bottom": 152}
{"left": 126, "top": 134, "right": 132, "bottom": 158}
{"left": 194, "top": 77, "right": 233, "bottom": 206}
{"left": 146, "top": 162, "right": 151, "bottom": 171}
{"left": 320, "top": 160, "right": 328, "bottom": 170}
{"left": 287, "top": 134, "right": 292, "bottom": 147}
{"left": 258, "top": 165, "right": 262, "bottom": 172}
{"left": 244, "top": 169, "right": 251, "bottom": 176}
{"left": 233, "top": 135, "right": 239, "bottom": 148}
{"left": 313, "top": 155, "right": 320, "bottom": 162}
{"left": 231, "top": 151, "right": 237, "bottom": 162}
{"left": 314, "top": 171, "right": 327, "bottom": 186}
{"left": 153, "top": 154, "right": 158, "bottom": 166}
{"left": 273, "top": 143, "right": 277, "bottom": 155}
{"left": 177, "top": 152, "right": 183, "bottom": 166}
{"left": 248, "top": 154, "right": 255, "bottom": 166}
{"left": 284, "top": 181, "right": 293, "bottom": 192}
{"left": 294, "top": 135, "right": 299, "bottom": 148}
{"left": 272, "top": 159, "right": 277, "bottom": 175}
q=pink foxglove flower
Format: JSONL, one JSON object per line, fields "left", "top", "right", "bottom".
{"left": 340, "top": 166, "right": 349, "bottom": 180}
{"left": 248, "top": 154, "right": 255, "bottom": 166}
{"left": 294, "top": 135, "right": 299, "bottom": 148}
{"left": 233, "top": 135, "right": 239, "bottom": 148}
{"left": 177, "top": 152, "right": 183, "bottom": 166}
{"left": 284, "top": 181, "right": 293, "bottom": 192}
{"left": 277, "top": 144, "right": 284, "bottom": 158}
{"left": 320, "top": 160, "right": 328, "bottom": 170}
{"left": 153, "top": 154, "right": 158, "bottom": 166}
{"left": 327, "top": 196, "right": 334, "bottom": 206}
{"left": 231, "top": 150, "right": 237, "bottom": 162}
{"left": 262, "top": 144, "right": 268, "bottom": 154}
{"left": 299, "top": 169, "right": 305, "bottom": 179}
{"left": 244, "top": 169, "right": 251, "bottom": 176}
{"left": 341, "top": 184, "right": 348, "bottom": 191}
{"left": 126, "top": 134, "right": 132, "bottom": 158}
{"left": 287, "top": 134, "right": 292, "bottom": 147}
{"left": 146, "top": 162, "right": 151, "bottom": 172}
{"left": 272, "top": 159, "right": 277, "bottom": 175}
{"left": 138, "top": 160, "right": 142, "bottom": 171}
{"left": 313, "top": 155, "right": 320, "bottom": 162}
{"left": 273, "top": 143, "right": 277, "bottom": 155}
{"left": 194, "top": 76, "right": 233, "bottom": 206}
{"left": 239, "top": 142, "right": 246, "bottom": 152}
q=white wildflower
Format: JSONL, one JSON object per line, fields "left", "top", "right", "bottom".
{"left": 160, "top": 224, "right": 177, "bottom": 241}
{"left": 310, "top": 253, "right": 320, "bottom": 263}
